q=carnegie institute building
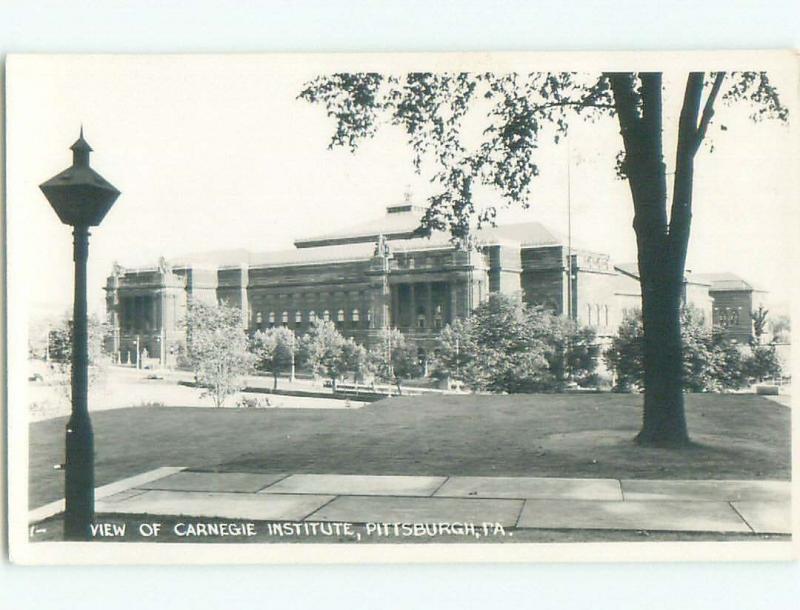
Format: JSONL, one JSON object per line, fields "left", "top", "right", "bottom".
{"left": 104, "top": 200, "right": 763, "bottom": 367}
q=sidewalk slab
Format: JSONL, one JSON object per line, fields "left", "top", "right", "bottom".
{"left": 732, "top": 501, "right": 792, "bottom": 534}
{"left": 96, "top": 490, "right": 334, "bottom": 521}
{"left": 260, "top": 474, "right": 447, "bottom": 497}
{"left": 435, "top": 476, "right": 622, "bottom": 501}
{"left": 306, "top": 495, "right": 524, "bottom": 526}
{"left": 621, "top": 479, "right": 790, "bottom": 502}
{"left": 137, "top": 471, "right": 287, "bottom": 493}
{"left": 29, "top": 466, "right": 186, "bottom": 523}
{"left": 517, "top": 499, "right": 751, "bottom": 533}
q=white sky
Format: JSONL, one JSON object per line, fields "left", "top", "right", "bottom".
{"left": 6, "top": 54, "right": 797, "bottom": 319}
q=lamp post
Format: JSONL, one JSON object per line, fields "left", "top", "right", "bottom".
{"left": 40, "top": 129, "right": 120, "bottom": 541}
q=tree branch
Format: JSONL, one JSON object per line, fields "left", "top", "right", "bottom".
{"left": 694, "top": 72, "right": 726, "bottom": 150}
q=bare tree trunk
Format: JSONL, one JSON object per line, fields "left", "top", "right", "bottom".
{"left": 610, "top": 72, "right": 690, "bottom": 446}
{"left": 608, "top": 71, "right": 725, "bottom": 446}
{"left": 273, "top": 369, "right": 278, "bottom": 390}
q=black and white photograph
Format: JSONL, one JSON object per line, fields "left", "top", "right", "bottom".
{"left": 5, "top": 51, "right": 797, "bottom": 565}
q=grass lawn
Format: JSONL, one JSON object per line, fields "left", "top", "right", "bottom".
{"left": 28, "top": 393, "right": 790, "bottom": 508}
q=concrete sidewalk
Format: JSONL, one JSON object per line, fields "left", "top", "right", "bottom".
{"left": 30, "top": 469, "right": 792, "bottom": 535}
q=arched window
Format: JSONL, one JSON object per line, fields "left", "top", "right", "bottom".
{"left": 596, "top": 304, "right": 602, "bottom": 326}
{"left": 323, "top": 310, "right": 330, "bottom": 322}
{"left": 268, "top": 312, "right": 275, "bottom": 324}
{"left": 256, "top": 312, "right": 262, "bottom": 325}
{"left": 281, "top": 311, "right": 289, "bottom": 325}
{"left": 352, "top": 308, "right": 360, "bottom": 322}
{"left": 295, "top": 310, "right": 302, "bottom": 324}
{"left": 309, "top": 310, "right": 316, "bottom": 322}
{"left": 337, "top": 309, "right": 345, "bottom": 322}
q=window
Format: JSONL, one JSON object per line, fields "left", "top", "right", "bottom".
{"left": 256, "top": 312, "right": 262, "bottom": 325}
{"left": 352, "top": 308, "right": 360, "bottom": 322}
{"left": 596, "top": 304, "right": 602, "bottom": 326}
{"left": 337, "top": 309, "right": 345, "bottom": 322}
{"left": 281, "top": 311, "right": 289, "bottom": 325}
{"left": 323, "top": 310, "right": 330, "bottom": 322}
{"left": 295, "top": 311, "right": 302, "bottom": 324}
{"left": 587, "top": 304, "right": 593, "bottom": 326}
{"left": 417, "top": 314, "right": 426, "bottom": 329}
{"left": 604, "top": 305, "right": 609, "bottom": 326}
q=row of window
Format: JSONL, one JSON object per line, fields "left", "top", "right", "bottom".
{"left": 255, "top": 308, "right": 365, "bottom": 326}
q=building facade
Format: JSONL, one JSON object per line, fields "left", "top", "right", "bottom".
{"left": 104, "top": 202, "right": 759, "bottom": 367}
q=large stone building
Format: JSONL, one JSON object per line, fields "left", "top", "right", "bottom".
{"left": 104, "top": 200, "right": 762, "bottom": 367}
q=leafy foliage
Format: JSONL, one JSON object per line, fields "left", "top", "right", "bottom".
{"left": 299, "top": 319, "right": 349, "bottom": 389}
{"left": 300, "top": 71, "right": 785, "bottom": 240}
{"left": 751, "top": 305, "right": 770, "bottom": 343}
{"left": 604, "top": 308, "right": 751, "bottom": 393}
{"left": 771, "top": 315, "right": 791, "bottom": 344}
{"left": 48, "top": 314, "right": 112, "bottom": 403}
{"left": 185, "top": 300, "right": 254, "bottom": 407}
{"left": 251, "top": 327, "right": 296, "bottom": 389}
{"left": 431, "top": 293, "right": 598, "bottom": 393}
{"left": 368, "top": 328, "right": 423, "bottom": 394}
{"left": 742, "top": 344, "right": 783, "bottom": 382}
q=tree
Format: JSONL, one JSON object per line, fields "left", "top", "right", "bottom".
{"left": 300, "top": 70, "right": 787, "bottom": 446}
{"left": 185, "top": 300, "right": 254, "bottom": 408}
{"left": 431, "top": 293, "right": 595, "bottom": 393}
{"left": 771, "top": 315, "right": 791, "bottom": 344}
{"left": 742, "top": 344, "right": 783, "bottom": 383}
{"left": 543, "top": 315, "right": 600, "bottom": 387}
{"left": 48, "top": 314, "right": 111, "bottom": 404}
{"left": 300, "top": 319, "right": 348, "bottom": 390}
{"left": 251, "top": 326, "right": 296, "bottom": 389}
{"left": 369, "top": 328, "right": 423, "bottom": 395}
{"left": 751, "top": 305, "right": 769, "bottom": 344}
{"left": 341, "top": 338, "right": 370, "bottom": 384}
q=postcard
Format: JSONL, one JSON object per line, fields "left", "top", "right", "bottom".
{"left": 6, "top": 51, "right": 797, "bottom": 564}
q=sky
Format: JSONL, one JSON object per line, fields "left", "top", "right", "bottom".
{"left": 6, "top": 54, "right": 797, "bottom": 320}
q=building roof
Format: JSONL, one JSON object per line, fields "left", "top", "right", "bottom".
{"left": 615, "top": 265, "right": 767, "bottom": 295}
{"left": 294, "top": 204, "right": 429, "bottom": 248}
{"left": 295, "top": 202, "right": 578, "bottom": 251}
{"left": 691, "top": 272, "right": 761, "bottom": 292}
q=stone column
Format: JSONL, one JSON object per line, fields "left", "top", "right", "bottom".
{"left": 426, "top": 282, "right": 434, "bottom": 329}
{"left": 410, "top": 283, "right": 418, "bottom": 329}
{"left": 449, "top": 281, "right": 459, "bottom": 322}
{"left": 159, "top": 289, "right": 167, "bottom": 366}
{"left": 391, "top": 284, "right": 400, "bottom": 328}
